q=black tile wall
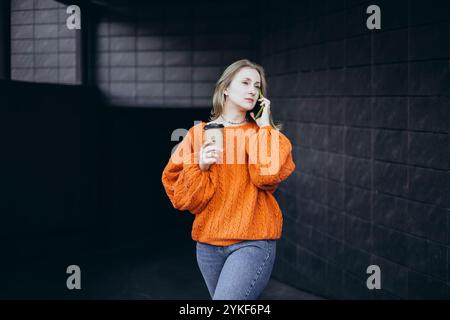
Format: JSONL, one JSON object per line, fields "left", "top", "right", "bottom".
{"left": 95, "top": 1, "right": 259, "bottom": 107}
{"left": 265, "top": 0, "right": 450, "bottom": 299}
{"left": 10, "top": 0, "right": 77, "bottom": 84}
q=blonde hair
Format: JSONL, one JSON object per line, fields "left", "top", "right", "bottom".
{"left": 209, "top": 59, "right": 282, "bottom": 130}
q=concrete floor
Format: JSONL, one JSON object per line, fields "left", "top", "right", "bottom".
{"left": 85, "top": 249, "right": 323, "bottom": 300}
{"left": 0, "top": 246, "right": 323, "bottom": 300}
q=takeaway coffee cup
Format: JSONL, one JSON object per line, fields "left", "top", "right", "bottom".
{"left": 204, "top": 123, "right": 224, "bottom": 164}
{"left": 204, "top": 123, "right": 224, "bottom": 151}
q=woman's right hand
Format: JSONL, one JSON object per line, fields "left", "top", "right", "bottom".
{"left": 199, "top": 140, "right": 223, "bottom": 171}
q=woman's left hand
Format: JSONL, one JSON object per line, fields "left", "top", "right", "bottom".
{"left": 250, "top": 97, "right": 271, "bottom": 127}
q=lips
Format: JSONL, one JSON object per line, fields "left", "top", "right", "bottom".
{"left": 244, "top": 98, "right": 254, "bottom": 103}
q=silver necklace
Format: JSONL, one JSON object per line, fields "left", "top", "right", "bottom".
{"left": 220, "top": 115, "right": 247, "bottom": 125}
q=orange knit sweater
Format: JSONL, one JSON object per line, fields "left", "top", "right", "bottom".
{"left": 161, "top": 121, "right": 296, "bottom": 246}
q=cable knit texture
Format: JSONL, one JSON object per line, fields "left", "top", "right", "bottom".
{"left": 161, "top": 121, "right": 296, "bottom": 246}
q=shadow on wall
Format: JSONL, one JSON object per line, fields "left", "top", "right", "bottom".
{"left": 0, "top": 80, "right": 211, "bottom": 263}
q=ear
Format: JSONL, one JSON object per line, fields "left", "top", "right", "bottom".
{"left": 224, "top": 85, "right": 230, "bottom": 96}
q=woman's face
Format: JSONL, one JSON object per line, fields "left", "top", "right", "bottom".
{"left": 224, "top": 67, "right": 261, "bottom": 112}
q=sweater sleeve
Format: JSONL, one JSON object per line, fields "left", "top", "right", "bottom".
{"left": 161, "top": 127, "right": 216, "bottom": 214}
{"left": 247, "top": 125, "right": 296, "bottom": 190}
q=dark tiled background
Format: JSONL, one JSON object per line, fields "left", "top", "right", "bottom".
{"left": 1, "top": 0, "right": 449, "bottom": 299}
{"left": 95, "top": 4, "right": 259, "bottom": 107}
{"left": 265, "top": 0, "right": 450, "bottom": 299}
{"left": 10, "top": 0, "right": 77, "bottom": 83}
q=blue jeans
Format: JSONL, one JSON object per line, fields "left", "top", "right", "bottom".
{"left": 196, "top": 240, "right": 277, "bottom": 300}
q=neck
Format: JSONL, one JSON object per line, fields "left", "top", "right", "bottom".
{"left": 221, "top": 105, "right": 247, "bottom": 124}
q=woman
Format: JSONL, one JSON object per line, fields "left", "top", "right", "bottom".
{"left": 161, "top": 59, "right": 296, "bottom": 300}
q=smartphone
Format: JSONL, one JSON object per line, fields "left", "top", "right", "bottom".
{"left": 247, "top": 89, "right": 264, "bottom": 119}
